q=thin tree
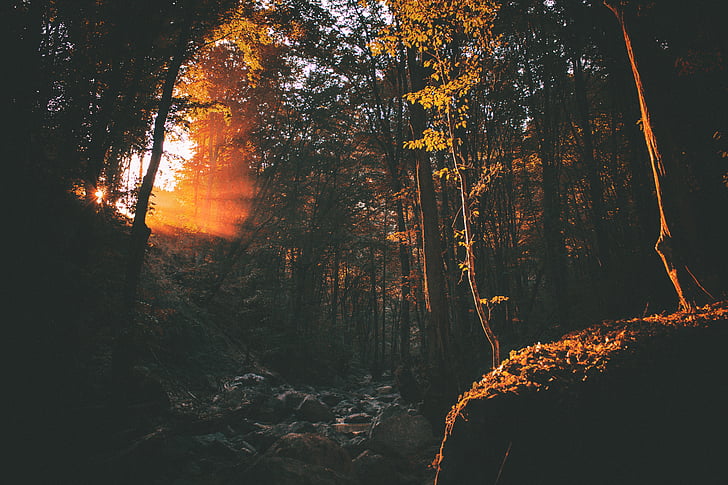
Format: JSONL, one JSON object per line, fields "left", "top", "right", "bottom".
{"left": 124, "top": 30, "right": 189, "bottom": 307}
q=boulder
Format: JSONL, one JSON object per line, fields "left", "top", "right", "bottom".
{"left": 266, "top": 432, "right": 353, "bottom": 475}
{"left": 247, "top": 457, "right": 355, "bottom": 485}
{"left": 296, "top": 395, "right": 335, "bottom": 423}
{"left": 243, "top": 421, "right": 316, "bottom": 453}
{"left": 353, "top": 450, "right": 399, "bottom": 485}
{"left": 434, "top": 317, "right": 728, "bottom": 484}
{"left": 368, "top": 413, "right": 435, "bottom": 458}
{"left": 394, "top": 365, "right": 422, "bottom": 403}
{"left": 257, "top": 394, "right": 289, "bottom": 423}
{"left": 320, "top": 391, "right": 345, "bottom": 407}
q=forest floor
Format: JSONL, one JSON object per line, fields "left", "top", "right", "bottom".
{"left": 20, "top": 204, "right": 437, "bottom": 484}
{"left": 18, "top": 200, "right": 728, "bottom": 484}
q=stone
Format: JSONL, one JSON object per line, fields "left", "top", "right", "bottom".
{"left": 343, "top": 413, "right": 371, "bottom": 424}
{"left": 332, "top": 422, "right": 371, "bottom": 436}
{"left": 353, "top": 450, "right": 399, "bottom": 485}
{"left": 296, "top": 395, "right": 335, "bottom": 423}
{"left": 342, "top": 435, "right": 369, "bottom": 461}
{"left": 247, "top": 457, "right": 356, "bottom": 485}
{"left": 320, "top": 391, "right": 345, "bottom": 407}
{"left": 257, "top": 394, "right": 290, "bottom": 423}
{"left": 243, "top": 421, "right": 316, "bottom": 453}
{"left": 266, "top": 432, "right": 353, "bottom": 475}
{"left": 277, "top": 390, "right": 308, "bottom": 409}
{"left": 191, "top": 432, "right": 239, "bottom": 458}
{"left": 375, "top": 385, "right": 394, "bottom": 395}
{"left": 233, "top": 373, "right": 266, "bottom": 386}
{"left": 368, "top": 413, "right": 435, "bottom": 458}
{"left": 394, "top": 365, "right": 422, "bottom": 403}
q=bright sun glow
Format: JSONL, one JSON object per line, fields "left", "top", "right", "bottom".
{"left": 117, "top": 130, "right": 194, "bottom": 218}
{"left": 95, "top": 189, "right": 104, "bottom": 204}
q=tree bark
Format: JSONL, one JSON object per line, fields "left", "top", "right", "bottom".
{"left": 604, "top": 2, "right": 711, "bottom": 312}
{"left": 406, "top": 48, "right": 451, "bottom": 368}
{"left": 124, "top": 33, "right": 188, "bottom": 307}
{"left": 572, "top": 56, "right": 610, "bottom": 273}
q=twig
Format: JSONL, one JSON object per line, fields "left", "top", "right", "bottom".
{"left": 494, "top": 441, "right": 512, "bottom": 485}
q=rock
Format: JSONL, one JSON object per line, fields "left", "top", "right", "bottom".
{"left": 320, "top": 391, "right": 345, "bottom": 407}
{"left": 394, "top": 365, "right": 422, "bottom": 403}
{"left": 277, "top": 389, "right": 308, "bottom": 409}
{"left": 332, "top": 422, "right": 371, "bottom": 436}
{"left": 434, "top": 321, "right": 728, "bottom": 484}
{"left": 257, "top": 394, "right": 290, "bottom": 423}
{"left": 372, "top": 403, "right": 408, "bottom": 425}
{"left": 266, "top": 432, "right": 353, "bottom": 475}
{"left": 191, "top": 432, "right": 241, "bottom": 458}
{"left": 368, "top": 413, "right": 435, "bottom": 458}
{"left": 375, "top": 385, "right": 394, "bottom": 395}
{"left": 227, "top": 435, "right": 257, "bottom": 455}
{"left": 357, "top": 398, "right": 381, "bottom": 416}
{"left": 243, "top": 421, "right": 316, "bottom": 453}
{"left": 233, "top": 373, "right": 266, "bottom": 386}
{"left": 342, "top": 435, "right": 369, "bottom": 461}
{"left": 344, "top": 413, "right": 371, "bottom": 424}
{"left": 333, "top": 400, "right": 358, "bottom": 416}
{"left": 296, "top": 395, "right": 335, "bottom": 423}
{"left": 377, "top": 394, "right": 398, "bottom": 403}
{"left": 247, "top": 457, "right": 356, "bottom": 485}
{"left": 353, "top": 450, "right": 399, "bottom": 485}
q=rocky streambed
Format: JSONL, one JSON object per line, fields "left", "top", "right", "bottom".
{"left": 92, "top": 372, "right": 438, "bottom": 484}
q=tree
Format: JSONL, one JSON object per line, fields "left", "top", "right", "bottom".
{"left": 377, "top": 0, "right": 503, "bottom": 371}
{"left": 603, "top": 0, "right": 714, "bottom": 312}
{"left": 124, "top": 0, "right": 267, "bottom": 306}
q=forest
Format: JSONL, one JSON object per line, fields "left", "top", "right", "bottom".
{"left": 6, "top": 0, "right": 728, "bottom": 483}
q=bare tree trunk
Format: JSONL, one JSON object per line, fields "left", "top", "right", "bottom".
{"left": 395, "top": 199, "right": 412, "bottom": 366}
{"left": 124, "top": 33, "right": 187, "bottom": 307}
{"left": 406, "top": 47, "right": 457, "bottom": 420}
{"left": 572, "top": 56, "right": 611, "bottom": 303}
{"left": 407, "top": 48, "right": 451, "bottom": 368}
{"left": 370, "top": 246, "right": 381, "bottom": 376}
{"left": 605, "top": 2, "right": 711, "bottom": 312}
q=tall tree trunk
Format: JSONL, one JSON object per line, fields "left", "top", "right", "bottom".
{"left": 371, "top": 246, "right": 381, "bottom": 376}
{"left": 381, "top": 217, "right": 387, "bottom": 370}
{"left": 395, "top": 198, "right": 412, "bottom": 366}
{"left": 124, "top": 34, "right": 188, "bottom": 307}
{"left": 537, "top": 82, "right": 568, "bottom": 326}
{"left": 407, "top": 48, "right": 451, "bottom": 366}
{"left": 331, "top": 249, "right": 340, "bottom": 328}
{"left": 572, "top": 56, "right": 610, "bottom": 279}
{"left": 406, "top": 47, "right": 457, "bottom": 421}
{"left": 605, "top": 2, "right": 711, "bottom": 312}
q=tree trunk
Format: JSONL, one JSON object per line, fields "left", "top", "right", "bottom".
{"left": 572, "top": 56, "right": 610, "bottom": 290}
{"left": 536, "top": 81, "right": 568, "bottom": 326}
{"left": 604, "top": 2, "right": 711, "bottom": 312}
{"left": 124, "top": 34, "right": 188, "bottom": 307}
{"left": 406, "top": 47, "right": 457, "bottom": 421}
{"left": 407, "top": 48, "right": 451, "bottom": 366}
{"left": 395, "top": 198, "right": 412, "bottom": 366}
